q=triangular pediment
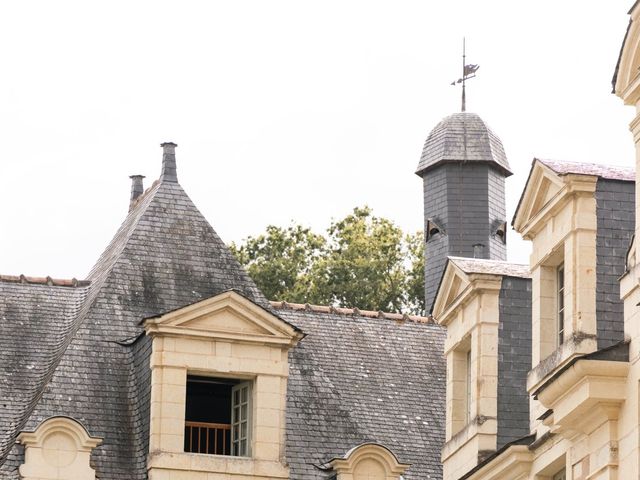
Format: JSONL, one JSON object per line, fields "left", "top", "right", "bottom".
{"left": 615, "top": 6, "right": 640, "bottom": 104}
{"left": 144, "top": 290, "right": 303, "bottom": 346}
{"left": 432, "top": 260, "right": 470, "bottom": 324}
{"left": 512, "top": 160, "right": 564, "bottom": 237}
{"left": 180, "top": 307, "right": 272, "bottom": 335}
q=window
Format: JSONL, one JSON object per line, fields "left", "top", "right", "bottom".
{"left": 465, "top": 349, "right": 472, "bottom": 423}
{"left": 557, "top": 264, "right": 565, "bottom": 346}
{"left": 184, "top": 375, "right": 252, "bottom": 457}
{"left": 450, "top": 337, "right": 472, "bottom": 435}
{"left": 552, "top": 468, "right": 566, "bottom": 480}
{"left": 231, "top": 382, "right": 251, "bottom": 456}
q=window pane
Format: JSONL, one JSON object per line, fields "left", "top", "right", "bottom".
{"left": 241, "top": 386, "right": 248, "bottom": 403}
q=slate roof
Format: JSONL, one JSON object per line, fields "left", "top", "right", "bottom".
{"left": 0, "top": 144, "right": 447, "bottom": 479}
{"left": 538, "top": 158, "right": 635, "bottom": 182}
{"left": 415, "top": 112, "right": 512, "bottom": 176}
{"left": 0, "top": 145, "right": 268, "bottom": 478}
{"left": 448, "top": 256, "right": 531, "bottom": 278}
{"left": 273, "top": 303, "right": 446, "bottom": 480}
{"left": 0, "top": 281, "right": 88, "bottom": 465}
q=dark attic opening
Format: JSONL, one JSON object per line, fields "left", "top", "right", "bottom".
{"left": 184, "top": 375, "right": 252, "bottom": 457}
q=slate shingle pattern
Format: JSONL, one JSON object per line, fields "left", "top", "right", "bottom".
{"left": 276, "top": 305, "right": 446, "bottom": 480}
{"left": 0, "top": 282, "right": 88, "bottom": 470}
{"left": 0, "top": 161, "right": 268, "bottom": 477}
{"left": 415, "top": 112, "right": 512, "bottom": 176}
{"left": 595, "top": 178, "right": 635, "bottom": 349}
{"left": 0, "top": 148, "right": 449, "bottom": 479}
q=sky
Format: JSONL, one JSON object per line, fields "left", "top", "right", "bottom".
{"left": 0, "top": 1, "right": 636, "bottom": 279}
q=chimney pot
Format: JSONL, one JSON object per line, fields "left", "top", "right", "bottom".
{"left": 160, "top": 142, "right": 178, "bottom": 183}
{"left": 129, "top": 174, "right": 146, "bottom": 211}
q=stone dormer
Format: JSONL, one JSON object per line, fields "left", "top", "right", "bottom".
{"left": 143, "top": 290, "right": 303, "bottom": 479}
{"left": 513, "top": 158, "right": 634, "bottom": 437}
{"left": 432, "top": 256, "right": 531, "bottom": 480}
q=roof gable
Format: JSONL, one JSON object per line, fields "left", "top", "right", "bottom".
{"left": 432, "top": 257, "right": 521, "bottom": 324}
{"left": 614, "top": 4, "right": 640, "bottom": 103}
{"left": 432, "top": 260, "right": 470, "bottom": 323}
{"left": 513, "top": 161, "right": 563, "bottom": 232}
{"left": 144, "top": 290, "right": 302, "bottom": 346}
{"left": 512, "top": 159, "right": 601, "bottom": 238}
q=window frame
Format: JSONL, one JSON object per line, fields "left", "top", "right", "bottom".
{"left": 557, "top": 263, "right": 565, "bottom": 347}
{"left": 552, "top": 468, "right": 566, "bottom": 480}
{"left": 231, "top": 381, "right": 253, "bottom": 457}
{"left": 465, "top": 349, "right": 472, "bottom": 424}
{"left": 183, "top": 374, "right": 254, "bottom": 458}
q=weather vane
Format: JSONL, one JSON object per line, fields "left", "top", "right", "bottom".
{"left": 451, "top": 38, "right": 479, "bottom": 112}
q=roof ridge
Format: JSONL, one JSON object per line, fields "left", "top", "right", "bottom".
{"left": 0, "top": 274, "right": 90, "bottom": 288}
{"left": 538, "top": 157, "right": 635, "bottom": 169}
{"left": 269, "top": 300, "right": 434, "bottom": 324}
{"left": 537, "top": 158, "right": 635, "bottom": 181}
{"left": 448, "top": 256, "right": 528, "bottom": 266}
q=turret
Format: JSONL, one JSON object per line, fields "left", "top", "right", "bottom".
{"left": 416, "top": 112, "right": 512, "bottom": 311}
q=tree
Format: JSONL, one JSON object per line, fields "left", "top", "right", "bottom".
{"left": 313, "top": 207, "right": 407, "bottom": 312}
{"left": 404, "top": 231, "right": 426, "bottom": 315}
{"left": 229, "top": 225, "right": 326, "bottom": 303}
{"left": 230, "top": 207, "right": 426, "bottom": 315}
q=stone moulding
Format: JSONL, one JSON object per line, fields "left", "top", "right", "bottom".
{"left": 535, "top": 359, "right": 629, "bottom": 433}
{"left": 326, "top": 443, "right": 410, "bottom": 479}
{"left": 17, "top": 416, "right": 102, "bottom": 480}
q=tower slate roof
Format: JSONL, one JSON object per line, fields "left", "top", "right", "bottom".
{"left": 415, "top": 112, "right": 512, "bottom": 176}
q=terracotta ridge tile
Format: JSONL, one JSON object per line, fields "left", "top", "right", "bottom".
{"left": 0, "top": 274, "right": 91, "bottom": 288}
{"left": 269, "top": 300, "right": 434, "bottom": 324}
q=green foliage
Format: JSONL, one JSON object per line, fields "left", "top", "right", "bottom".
{"left": 230, "top": 207, "right": 426, "bottom": 315}
{"left": 229, "top": 225, "right": 326, "bottom": 303}
{"left": 405, "top": 230, "right": 426, "bottom": 315}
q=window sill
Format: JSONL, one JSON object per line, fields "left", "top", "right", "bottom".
{"left": 441, "top": 416, "right": 497, "bottom": 462}
{"left": 526, "top": 333, "right": 597, "bottom": 395}
{"left": 148, "top": 451, "right": 289, "bottom": 478}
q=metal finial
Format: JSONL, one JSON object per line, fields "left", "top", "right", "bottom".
{"left": 450, "top": 38, "right": 479, "bottom": 112}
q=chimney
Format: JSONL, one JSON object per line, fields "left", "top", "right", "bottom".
{"left": 129, "top": 175, "right": 145, "bottom": 211}
{"left": 473, "top": 243, "right": 485, "bottom": 258}
{"left": 160, "top": 142, "right": 178, "bottom": 183}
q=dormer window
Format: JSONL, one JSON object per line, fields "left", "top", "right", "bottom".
{"left": 143, "top": 290, "right": 303, "bottom": 479}
{"left": 184, "top": 375, "right": 252, "bottom": 457}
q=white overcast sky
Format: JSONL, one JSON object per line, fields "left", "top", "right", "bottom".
{"left": 0, "top": 1, "right": 636, "bottom": 279}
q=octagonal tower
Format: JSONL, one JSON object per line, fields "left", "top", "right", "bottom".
{"left": 416, "top": 112, "right": 512, "bottom": 312}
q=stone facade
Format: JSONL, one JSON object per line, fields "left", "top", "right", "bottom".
{"left": 431, "top": 10, "right": 640, "bottom": 477}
